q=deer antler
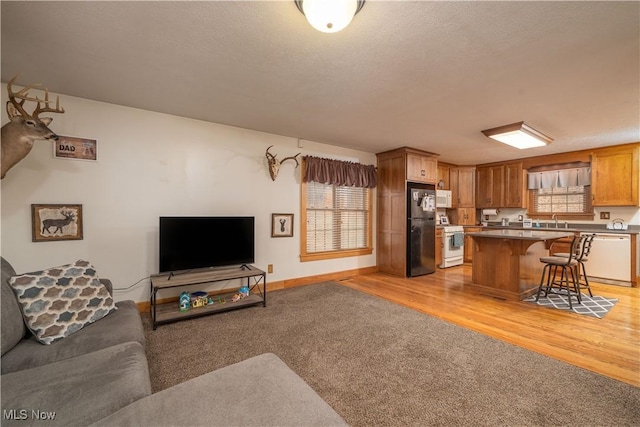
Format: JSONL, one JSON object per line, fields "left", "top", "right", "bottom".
{"left": 33, "top": 88, "right": 65, "bottom": 119}
{"left": 280, "top": 153, "right": 301, "bottom": 168}
{"left": 265, "top": 146, "right": 300, "bottom": 181}
{"left": 6, "top": 75, "right": 65, "bottom": 119}
{"left": 7, "top": 75, "right": 42, "bottom": 118}
{"left": 266, "top": 145, "right": 277, "bottom": 160}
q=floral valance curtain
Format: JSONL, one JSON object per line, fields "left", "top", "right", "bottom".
{"left": 303, "top": 156, "right": 377, "bottom": 188}
{"left": 527, "top": 167, "right": 591, "bottom": 189}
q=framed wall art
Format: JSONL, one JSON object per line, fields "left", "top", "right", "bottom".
{"left": 53, "top": 136, "right": 97, "bottom": 161}
{"left": 271, "top": 213, "right": 294, "bottom": 238}
{"left": 32, "top": 204, "right": 83, "bottom": 242}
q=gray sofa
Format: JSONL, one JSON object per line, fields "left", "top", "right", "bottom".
{"left": 1, "top": 257, "right": 151, "bottom": 426}
{"left": 1, "top": 257, "right": 346, "bottom": 426}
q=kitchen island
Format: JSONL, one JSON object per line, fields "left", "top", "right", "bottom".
{"left": 466, "top": 229, "right": 574, "bottom": 300}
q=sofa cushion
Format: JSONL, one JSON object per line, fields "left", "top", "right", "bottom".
{"left": 91, "top": 353, "right": 347, "bottom": 427}
{"left": 1, "top": 300, "right": 144, "bottom": 374}
{"left": 1, "top": 257, "right": 26, "bottom": 356}
{"left": 1, "top": 341, "right": 151, "bottom": 427}
{"left": 8, "top": 260, "right": 117, "bottom": 345}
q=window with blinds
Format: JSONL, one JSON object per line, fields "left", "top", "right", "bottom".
{"left": 532, "top": 185, "right": 590, "bottom": 214}
{"left": 302, "top": 180, "right": 372, "bottom": 260}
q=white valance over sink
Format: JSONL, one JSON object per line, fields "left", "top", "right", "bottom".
{"left": 527, "top": 167, "right": 591, "bottom": 189}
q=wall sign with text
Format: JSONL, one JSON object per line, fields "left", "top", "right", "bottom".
{"left": 53, "top": 136, "right": 98, "bottom": 161}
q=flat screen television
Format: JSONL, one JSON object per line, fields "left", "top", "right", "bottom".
{"left": 159, "top": 216, "right": 255, "bottom": 273}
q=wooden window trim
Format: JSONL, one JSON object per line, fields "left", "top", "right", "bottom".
{"left": 300, "top": 161, "right": 374, "bottom": 262}
{"left": 527, "top": 186, "right": 594, "bottom": 220}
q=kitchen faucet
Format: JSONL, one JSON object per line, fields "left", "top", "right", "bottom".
{"left": 552, "top": 214, "right": 558, "bottom": 228}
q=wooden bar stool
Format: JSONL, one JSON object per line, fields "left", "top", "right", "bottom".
{"left": 554, "top": 233, "right": 595, "bottom": 297}
{"left": 535, "top": 235, "right": 581, "bottom": 309}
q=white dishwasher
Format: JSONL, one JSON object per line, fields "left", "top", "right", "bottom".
{"left": 582, "top": 233, "right": 631, "bottom": 283}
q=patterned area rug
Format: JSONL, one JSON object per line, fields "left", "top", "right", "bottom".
{"left": 524, "top": 293, "right": 618, "bottom": 318}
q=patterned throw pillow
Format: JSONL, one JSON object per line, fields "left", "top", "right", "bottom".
{"left": 8, "top": 260, "right": 117, "bottom": 345}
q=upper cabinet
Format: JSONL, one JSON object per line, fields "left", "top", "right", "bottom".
{"left": 591, "top": 145, "right": 639, "bottom": 206}
{"left": 437, "top": 163, "right": 451, "bottom": 189}
{"left": 451, "top": 166, "right": 475, "bottom": 208}
{"left": 476, "top": 165, "right": 504, "bottom": 208}
{"left": 475, "top": 162, "right": 525, "bottom": 209}
{"left": 406, "top": 151, "right": 438, "bottom": 184}
{"left": 504, "top": 161, "right": 527, "bottom": 208}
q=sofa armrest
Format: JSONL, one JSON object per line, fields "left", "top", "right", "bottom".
{"left": 91, "top": 353, "right": 347, "bottom": 427}
{"left": 100, "top": 278, "right": 113, "bottom": 296}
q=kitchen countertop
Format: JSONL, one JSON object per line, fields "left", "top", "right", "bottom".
{"left": 466, "top": 229, "right": 573, "bottom": 241}
{"left": 478, "top": 222, "right": 639, "bottom": 235}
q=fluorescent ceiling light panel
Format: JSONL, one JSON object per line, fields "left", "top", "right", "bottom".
{"left": 482, "top": 122, "right": 553, "bottom": 149}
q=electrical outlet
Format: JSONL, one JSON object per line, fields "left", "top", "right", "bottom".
{"left": 600, "top": 212, "right": 610, "bottom": 220}
{"left": 267, "top": 264, "right": 273, "bottom": 274}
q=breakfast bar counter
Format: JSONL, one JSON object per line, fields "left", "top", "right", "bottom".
{"left": 466, "top": 229, "right": 574, "bottom": 300}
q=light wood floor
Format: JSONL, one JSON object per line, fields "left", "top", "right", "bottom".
{"left": 339, "top": 265, "right": 640, "bottom": 387}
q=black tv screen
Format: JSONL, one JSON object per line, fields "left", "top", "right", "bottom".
{"left": 159, "top": 216, "right": 255, "bottom": 273}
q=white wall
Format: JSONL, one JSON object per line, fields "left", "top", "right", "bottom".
{"left": 1, "top": 88, "right": 377, "bottom": 302}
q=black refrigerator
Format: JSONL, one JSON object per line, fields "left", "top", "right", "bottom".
{"left": 407, "top": 183, "right": 436, "bottom": 277}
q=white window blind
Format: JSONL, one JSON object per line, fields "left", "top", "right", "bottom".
{"left": 305, "top": 181, "right": 370, "bottom": 253}
{"left": 533, "top": 186, "right": 589, "bottom": 213}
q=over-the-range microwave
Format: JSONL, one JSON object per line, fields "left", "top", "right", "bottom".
{"left": 436, "top": 190, "right": 452, "bottom": 208}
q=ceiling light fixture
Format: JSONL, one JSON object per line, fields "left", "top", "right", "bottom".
{"left": 481, "top": 121, "right": 553, "bottom": 149}
{"left": 295, "top": 0, "right": 365, "bottom": 33}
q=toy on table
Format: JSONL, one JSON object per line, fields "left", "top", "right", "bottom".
{"left": 191, "top": 295, "right": 208, "bottom": 308}
{"left": 179, "top": 292, "right": 190, "bottom": 312}
{"left": 190, "top": 291, "right": 209, "bottom": 309}
{"left": 232, "top": 286, "right": 250, "bottom": 303}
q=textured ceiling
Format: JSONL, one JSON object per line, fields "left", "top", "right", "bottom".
{"left": 1, "top": 1, "right": 638, "bottom": 165}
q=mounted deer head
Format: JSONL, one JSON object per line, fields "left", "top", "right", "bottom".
{"left": 1, "top": 75, "right": 65, "bottom": 179}
{"left": 265, "top": 145, "right": 301, "bottom": 181}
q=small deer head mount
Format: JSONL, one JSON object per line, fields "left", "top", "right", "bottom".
{"left": 265, "top": 145, "right": 300, "bottom": 181}
{"left": 1, "top": 75, "right": 65, "bottom": 179}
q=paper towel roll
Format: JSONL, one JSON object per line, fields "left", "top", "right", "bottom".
{"left": 482, "top": 209, "right": 500, "bottom": 216}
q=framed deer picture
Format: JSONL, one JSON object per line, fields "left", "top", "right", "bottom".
{"left": 271, "top": 213, "right": 294, "bottom": 238}
{"left": 32, "top": 204, "right": 83, "bottom": 242}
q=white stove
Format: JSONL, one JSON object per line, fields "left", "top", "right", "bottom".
{"left": 441, "top": 225, "right": 465, "bottom": 268}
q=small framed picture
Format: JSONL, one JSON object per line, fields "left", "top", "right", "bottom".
{"left": 271, "top": 213, "right": 294, "bottom": 237}
{"left": 523, "top": 219, "right": 533, "bottom": 228}
{"left": 440, "top": 216, "right": 449, "bottom": 225}
{"left": 32, "top": 204, "right": 83, "bottom": 242}
{"left": 53, "top": 136, "right": 97, "bottom": 161}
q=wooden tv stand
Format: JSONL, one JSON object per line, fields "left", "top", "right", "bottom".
{"left": 150, "top": 265, "right": 266, "bottom": 330}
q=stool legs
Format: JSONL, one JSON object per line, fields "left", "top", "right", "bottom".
{"left": 535, "top": 263, "right": 581, "bottom": 309}
{"left": 577, "top": 262, "right": 593, "bottom": 297}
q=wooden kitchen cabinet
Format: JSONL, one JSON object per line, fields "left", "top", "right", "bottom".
{"left": 407, "top": 151, "right": 438, "bottom": 184}
{"left": 376, "top": 147, "right": 439, "bottom": 276}
{"left": 451, "top": 166, "right": 475, "bottom": 207}
{"left": 504, "top": 161, "right": 527, "bottom": 208}
{"left": 591, "top": 145, "right": 639, "bottom": 206}
{"left": 436, "top": 228, "right": 443, "bottom": 268}
{"left": 437, "top": 163, "right": 451, "bottom": 190}
{"left": 463, "top": 226, "right": 482, "bottom": 263}
{"left": 448, "top": 207, "right": 476, "bottom": 226}
{"left": 377, "top": 150, "right": 407, "bottom": 276}
{"left": 476, "top": 165, "right": 504, "bottom": 208}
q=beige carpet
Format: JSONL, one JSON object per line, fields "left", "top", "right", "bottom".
{"left": 144, "top": 282, "right": 640, "bottom": 426}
